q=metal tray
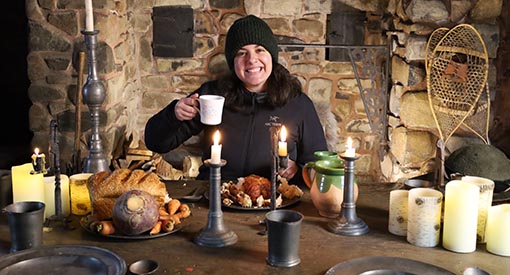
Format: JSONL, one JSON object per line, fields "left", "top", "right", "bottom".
{"left": 81, "top": 219, "right": 186, "bottom": 240}
{"left": 0, "top": 245, "right": 126, "bottom": 275}
{"left": 325, "top": 256, "right": 455, "bottom": 275}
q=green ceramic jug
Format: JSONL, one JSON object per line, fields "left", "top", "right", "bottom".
{"left": 303, "top": 156, "right": 358, "bottom": 218}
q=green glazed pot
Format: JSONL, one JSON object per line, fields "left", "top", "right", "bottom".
{"left": 303, "top": 155, "right": 358, "bottom": 218}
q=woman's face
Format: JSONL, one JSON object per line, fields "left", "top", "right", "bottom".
{"left": 233, "top": 44, "right": 273, "bottom": 93}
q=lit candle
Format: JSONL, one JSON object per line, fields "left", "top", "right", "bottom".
{"left": 344, "top": 137, "right": 356, "bottom": 157}
{"left": 485, "top": 204, "right": 510, "bottom": 256}
{"left": 278, "top": 126, "right": 288, "bottom": 157}
{"left": 43, "top": 175, "right": 71, "bottom": 217}
{"left": 31, "top": 148, "right": 46, "bottom": 173}
{"left": 442, "top": 180, "right": 479, "bottom": 253}
{"left": 210, "top": 130, "right": 222, "bottom": 164}
{"left": 84, "top": 0, "right": 94, "bottom": 31}
{"left": 11, "top": 163, "right": 45, "bottom": 204}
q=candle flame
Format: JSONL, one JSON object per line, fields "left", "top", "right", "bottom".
{"left": 34, "top": 148, "right": 40, "bottom": 155}
{"left": 346, "top": 137, "right": 353, "bottom": 149}
{"left": 213, "top": 130, "right": 220, "bottom": 145}
{"left": 280, "top": 126, "right": 287, "bottom": 142}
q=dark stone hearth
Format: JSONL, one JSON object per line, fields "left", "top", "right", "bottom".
{"left": 44, "top": 57, "right": 71, "bottom": 71}
{"left": 29, "top": 22, "right": 71, "bottom": 52}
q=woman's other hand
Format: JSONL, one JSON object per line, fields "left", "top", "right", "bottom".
{"left": 175, "top": 93, "right": 199, "bottom": 121}
{"left": 278, "top": 159, "right": 298, "bottom": 181}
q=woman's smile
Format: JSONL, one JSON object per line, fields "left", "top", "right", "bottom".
{"left": 234, "top": 44, "right": 273, "bottom": 93}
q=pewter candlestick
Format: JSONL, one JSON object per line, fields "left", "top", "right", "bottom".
{"left": 82, "top": 30, "right": 109, "bottom": 173}
{"left": 327, "top": 153, "right": 369, "bottom": 236}
{"left": 195, "top": 159, "right": 238, "bottom": 247}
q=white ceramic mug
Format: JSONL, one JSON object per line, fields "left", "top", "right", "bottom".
{"left": 198, "top": 95, "right": 225, "bottom": 125}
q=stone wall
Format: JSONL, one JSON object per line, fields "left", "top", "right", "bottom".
{"left": 25, "top": 0, "right": 503, "bottom": 182}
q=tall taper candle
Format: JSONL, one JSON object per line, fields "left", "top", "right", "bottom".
{"left": 84, "top": 0, "right": 94, "bottom": 31}
{"left": 210, "top": 130, "right": 222, "bottom": 164}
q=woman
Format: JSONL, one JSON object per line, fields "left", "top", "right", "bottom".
{"left": 145, "top": 15, "right": 327, "bottom": 184}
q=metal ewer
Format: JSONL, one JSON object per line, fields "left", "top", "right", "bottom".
{"left": 81, "top": 30, "right": 109, "bottom": 173}
{"left": 194, "top": 159, "right": 238, "bottom": 247}
{"left": 327, "top": 153, "right": 369, "bottom": 236}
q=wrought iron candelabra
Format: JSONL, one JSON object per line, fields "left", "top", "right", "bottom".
{"left": 81, "top": 30, "right": 109, "bottom": 173}
{"left": 195, "top": 159, "right": 238, "bottom": 247}
{"left": 327, "top": 153, "right": 369, "bottom": 236}
{"left": 267, "top": 120, "right": 287, "bottom": 211}
{"left": 45, "top": 120, "right": 71, "bottom": 228}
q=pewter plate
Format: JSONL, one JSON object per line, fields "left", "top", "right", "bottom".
{"left": 0, "top": 245, "right": 126, "bottom": 275}
{"left": 325, "top": 256, "right": 455, "bottom": 275}
{"left": 81, "top": 219, "right": 185, "bottom": 240}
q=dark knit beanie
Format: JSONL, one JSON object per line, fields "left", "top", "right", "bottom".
{"left": 224, "top": 15, "right": 279, "bottom": 71}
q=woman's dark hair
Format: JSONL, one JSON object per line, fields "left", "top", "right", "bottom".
{"left": 216, "top": 63, "right": 303, "bottom": 112}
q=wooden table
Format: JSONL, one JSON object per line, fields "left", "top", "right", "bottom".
{"left": 1, "top": 180, "right": 508, "bottom": 274}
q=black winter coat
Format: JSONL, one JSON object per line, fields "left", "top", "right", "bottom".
{"left": 144, "top": 81, "right": 328, "bottom": 183}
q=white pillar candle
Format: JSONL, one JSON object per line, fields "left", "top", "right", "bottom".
{"left": 344, "top": 137, "right": 356, "bottom": 157}
{"left": 485, "top": 204, "right": 510, "bottom": 256}
{"left": 461, "top": 176, "right": 494, "bottom": 243}
{"left": 43, "top": 175, "right": 70, "bottom": 217}
{"left": 407, "top": 188, "right": 443, "bottom": 247}
{"left": 210, "top": 130, "right": 222, "bottom": 164}
{"left": 388, "top": 190, "right": 409, "bottom": 236}
{"left": 84, "top": 0, "right": 94, "bottom": 31}
{"left": 278, "top": 126, "right": 287, "bottom": 157}
{"left": 11, "top": 163, "right": 45, "bottom": 204}
{"left": 442, "top": 180, "right": 479, "bottom": 253}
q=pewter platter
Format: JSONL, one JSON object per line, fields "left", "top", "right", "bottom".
{"left": 0, "top": 245, "right": 126, "bottom": 275}
{"left": 325, "top": 256, "right": 455, "bottom": 275}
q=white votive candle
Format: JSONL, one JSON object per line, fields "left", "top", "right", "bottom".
{"left": 485, "top": 204, "right": 510, "bottom": 256}
{"left": 344, "top": 137, "right": 355, "bottom": 157}
{"left": 210, "top": 130, "right": 222, "bottom": 164}
{"left": 442, "top": 180, "right": 479, "bottom": 253}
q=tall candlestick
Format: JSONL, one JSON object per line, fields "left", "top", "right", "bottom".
{"left": 210, "top": 130, "right": 222, "bottom": 164}
{"left": 344, "top": 137, "right": 355, "bottom": 157}
{"left": 84, "top": 0, "right": 94, "bottom": 31}
{"left": 11, "top": 163, "right": 45, "bottom": 204}
{"left": 442, "top": 180, "right": 479, "bottom": 253}
{"left": 278, "top": 126, "right": 287, "bottom": 157}
{"left": 485, "top": 204, "right": 510, "bottom": 256}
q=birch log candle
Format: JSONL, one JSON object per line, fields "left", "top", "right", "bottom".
{"left": 406, "top": 188, "right": 443, "bottom": 247}
{"left": 461, "top": 176, "right": 494, "bottom": 243}
{"left": 442, "top": 180, "right": 479, "bottom": 253}
{"left": 388, "top": 190, "right": 409, "bottom": 236}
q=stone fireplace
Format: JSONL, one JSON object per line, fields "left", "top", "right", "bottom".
{"left": 25, "top": 0, "right": 506, "bottom": 183}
